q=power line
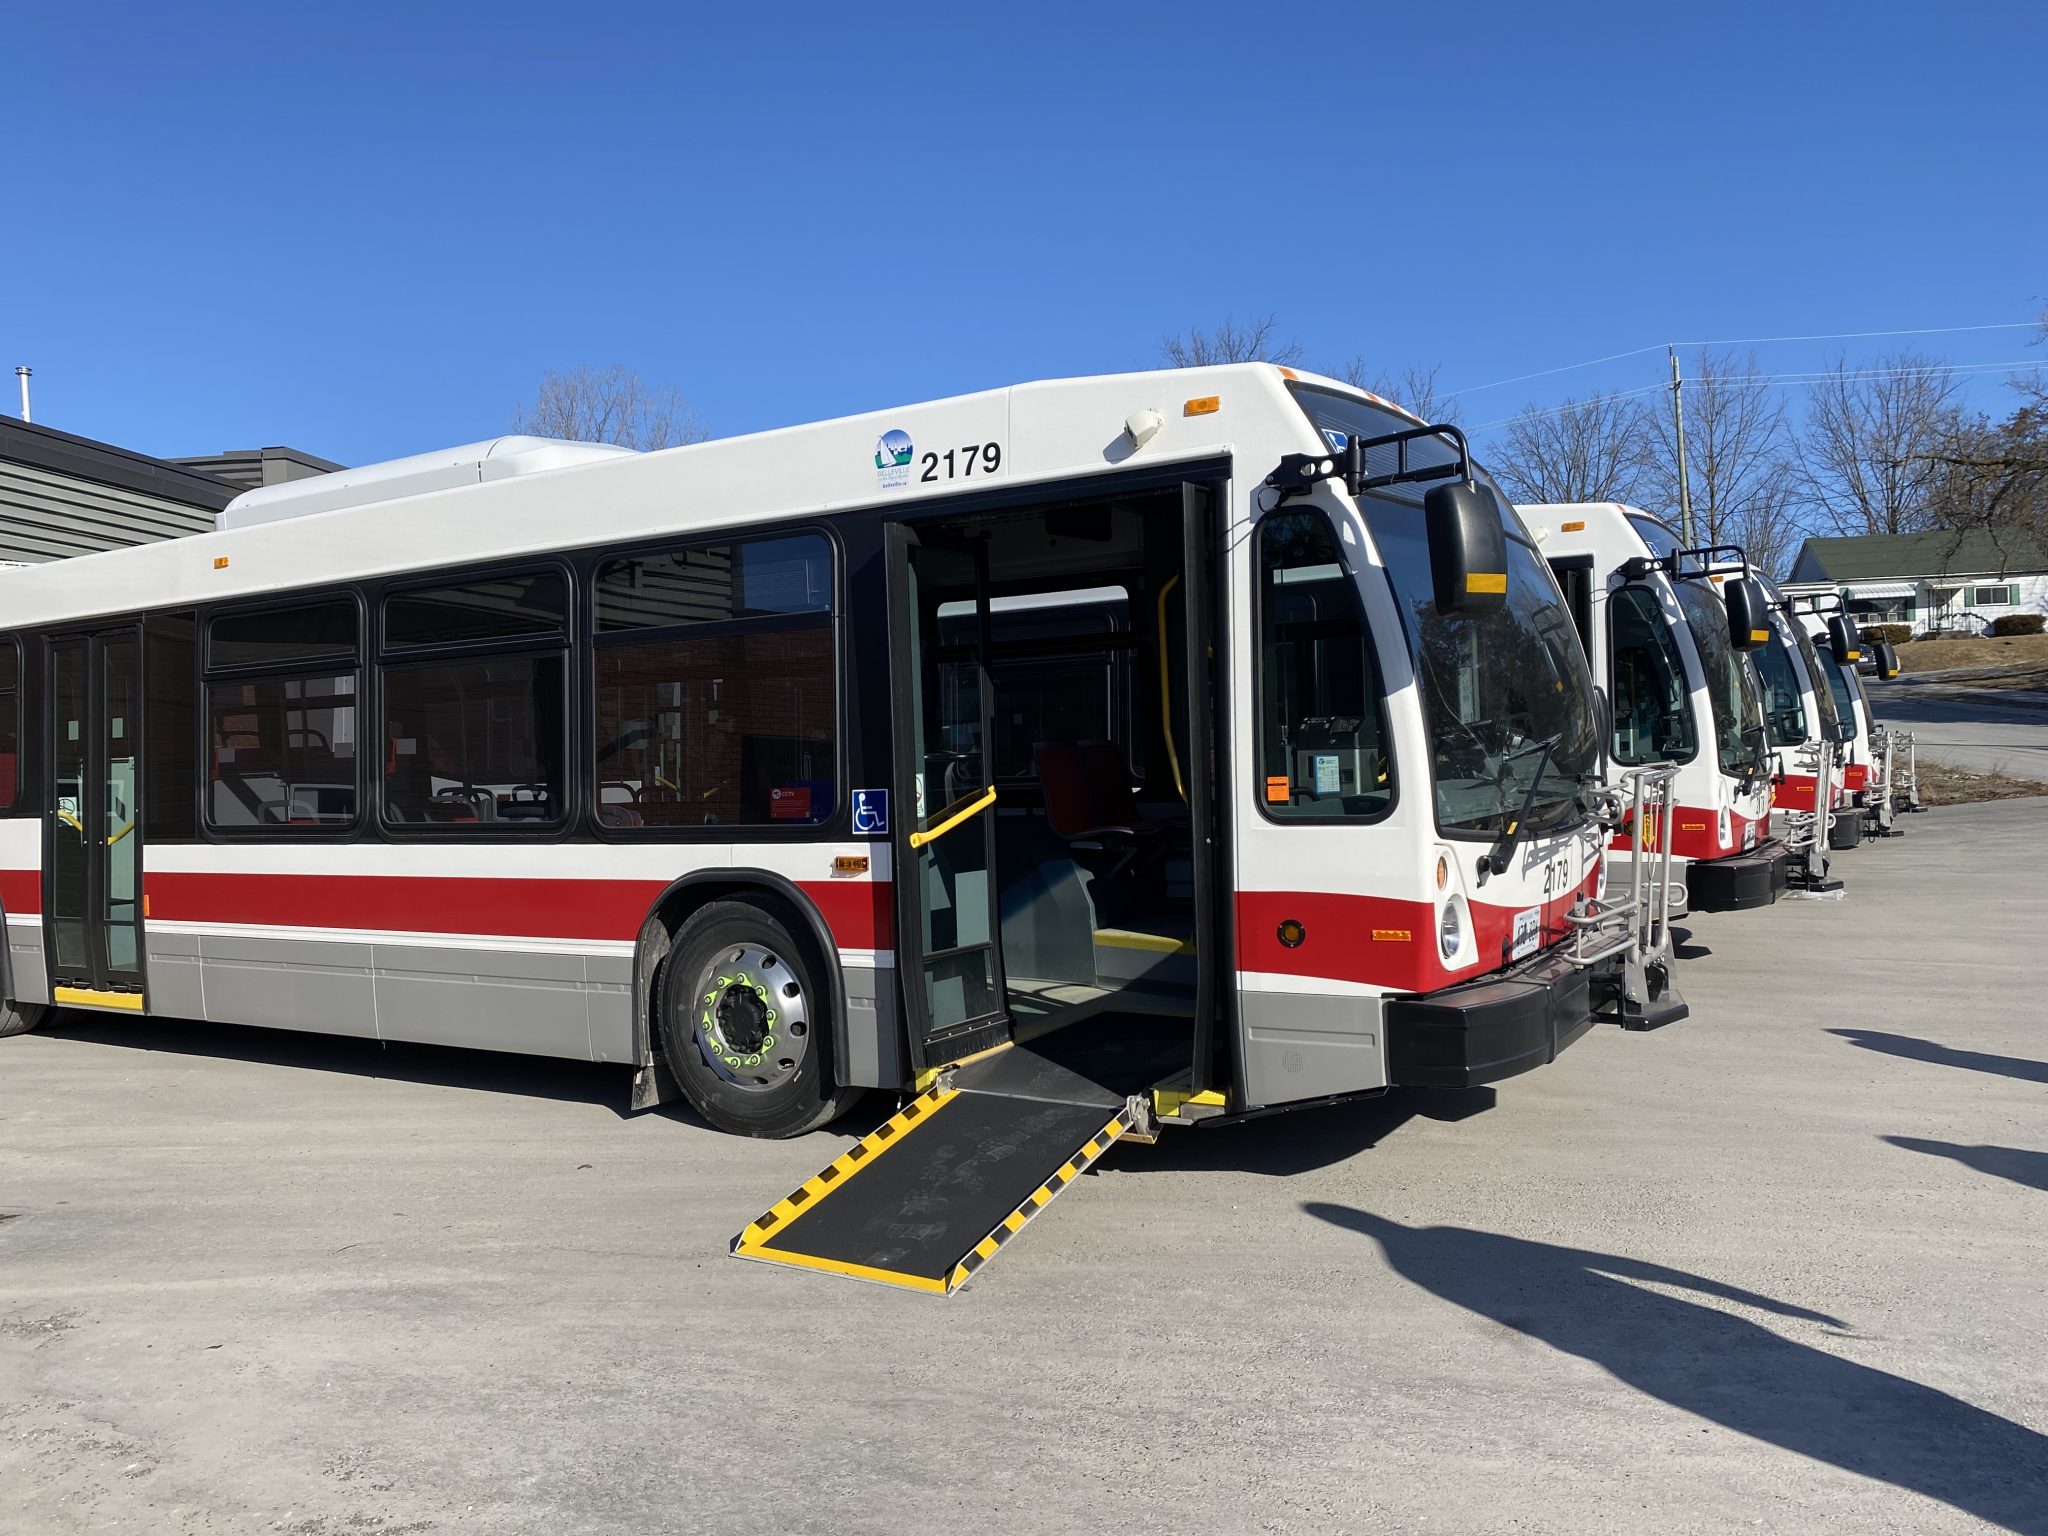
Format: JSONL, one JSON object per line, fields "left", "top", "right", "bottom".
{"left": 1467, "top": 357, "right": 2043, "bottom": 432}
{"left": 1446, "top": 321, "right": 2039, "bottom": 399}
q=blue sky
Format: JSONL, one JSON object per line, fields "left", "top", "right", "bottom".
{"left": 3, "top": 1, "right": 2042, "bottom": 467}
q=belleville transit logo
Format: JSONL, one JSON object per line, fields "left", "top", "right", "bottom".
{"left": 875, "top": 428, "right": 914, "bottom": 489}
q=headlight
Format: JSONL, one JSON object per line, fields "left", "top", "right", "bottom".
{"left": 1439, "top": 896, "right": 1465, "bottom": 960}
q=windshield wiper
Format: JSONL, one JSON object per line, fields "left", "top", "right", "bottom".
{"left": 1479, "top": 735, "right": 1560, "bottom": 882}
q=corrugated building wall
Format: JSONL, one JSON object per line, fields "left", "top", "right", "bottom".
{"left": 0, "top": 417, "right": 236, "bottom": 563}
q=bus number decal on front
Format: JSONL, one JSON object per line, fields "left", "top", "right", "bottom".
{"left": 920, "top": 442, "right": 1002, "bottom": 483}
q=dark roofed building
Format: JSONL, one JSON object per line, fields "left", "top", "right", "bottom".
{"left": 1783, "top": 529, "right": 2048, "bottom": 636}
{"left": 170, "top": 445, "right": 345, "bottom": 491}
{"left": 0, "top": 416, "right": 237, "bottom": 563}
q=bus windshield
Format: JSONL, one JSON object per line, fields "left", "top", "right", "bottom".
{"left": 1288, "top": 386, "right": 1599, "bottom": 838}
{"left": 1823, "top": 650, "right": 1860, "bottom": 735}
{"left": 1676, "top": 580, "right": 1768, "bottom": 776}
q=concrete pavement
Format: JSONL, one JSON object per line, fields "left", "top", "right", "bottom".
{"left": 1866, "top": 680, "right": 2048, "bottom": 781}
{"left": 4, "top": 798, "right": 2047, "bottom": 1534}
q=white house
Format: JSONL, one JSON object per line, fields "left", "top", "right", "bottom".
{"left": 1781, "top": 529, "right": 2048, "bottom": 636}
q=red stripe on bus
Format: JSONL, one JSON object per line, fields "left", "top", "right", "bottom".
{"left": 134, "top": 871, "right": 893, "bottom": 951}
{"left": 1237, "top": 869, "right": 1598, "bottom": 994}
{"left": 0, "top": 868, "right": 39, "bottom": 915}
{"left": 1844, "top": 763, "right": 1869, "bottom": 791}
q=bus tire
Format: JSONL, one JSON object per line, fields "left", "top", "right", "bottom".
{"left": 0, "top": 1000, "right": 47, "bottom": 1038}
{"left": 658, "top": 898, "right": 858, "bottom": 1139}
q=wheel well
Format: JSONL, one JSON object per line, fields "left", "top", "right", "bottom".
{"left": 631, "top": 873, "right": 844, "bottom": 1074}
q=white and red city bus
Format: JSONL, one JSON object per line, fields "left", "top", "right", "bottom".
{"left": 1531, "top": 503, "right": 1796, "bottom": 910}
{"left": 1785, "top": 592, "right": 1917, "bottom": 838}
{"left": 1751, "top": 576, "right": 1849, "bottom": 815}
{"left": 0, "top": 367, "right": 1668, "bottom": 1291}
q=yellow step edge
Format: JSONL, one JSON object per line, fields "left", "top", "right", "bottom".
{"left": 53, "top": 986, "right": 144, "bottom": 1012}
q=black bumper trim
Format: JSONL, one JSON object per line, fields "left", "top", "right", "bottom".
{"left": 1386, "top": 947, "right": 1593, "bottom": 1090}
{"left": 1686, "top": 839, "right": 1791, "bottom": 912}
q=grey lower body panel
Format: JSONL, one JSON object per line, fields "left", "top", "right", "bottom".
{"left": 139, "top": 928, "right": 877, "bottom": 1076}
{"left": 142, "top": 930, "right": 631, "bottom": 1060}
{"left": 6, "top": 915, "right": 49, "bottom": 1006}
{"left": 1239, "top": 989, "right": 1388, "bottom": 1110}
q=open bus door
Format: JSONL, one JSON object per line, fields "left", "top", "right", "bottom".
{"left": 731, "top": 484, "right": 1224, "bottom": 1293}
{"left": 883, "top": 523, "right": 1013, "bottom": 1074}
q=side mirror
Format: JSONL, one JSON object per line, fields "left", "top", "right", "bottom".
{"left": 1827, "top": 615, "right": 1861, "bottom": 665}
{"left": 1723, "top": 575, "right": 1771, "bottom": 651}
{"left": 1425, "top": 480, "right": 1508, "bottom": 615}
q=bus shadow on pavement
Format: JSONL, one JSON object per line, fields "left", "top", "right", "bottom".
{"left": 1104, "top": 1086, "right": 1497, "bottom": 1179}
{"left": 1307, "top": 1203, "right": 2048, "bottom": 1534}
{"left": 1829, "top": 1027, "right": 2048, "bottom": 1085}
{"left": 39, "top": 1010, "right": 704, "bottom": 1123}
{"left": 1883, "top": 1135, "right": 2048, "bottom": 1193}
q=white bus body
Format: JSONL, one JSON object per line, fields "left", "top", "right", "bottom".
{"left": 0, "top": 366, "right": 1683, "bottom": 1287}
{"left": 1530, "top": 503, "right": 1788, "bottom": 912}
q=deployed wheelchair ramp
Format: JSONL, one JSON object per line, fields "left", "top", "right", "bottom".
{"left": 731, "top": 1022, "right": 1183, "bottom": 1294}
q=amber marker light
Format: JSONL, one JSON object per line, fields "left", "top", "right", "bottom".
{"left": 1183, "top": 396, "right": 1221, "bottom": 416}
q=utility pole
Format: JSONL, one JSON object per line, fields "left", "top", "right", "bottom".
{"left": 1668, "top": 348, "right": 1694, "bottom": 546}
{"left": 14, "top": 366, "right": 29, "bottom": 423}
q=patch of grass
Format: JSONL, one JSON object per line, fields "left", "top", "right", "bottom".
{"left": 1895, "top": 632, "right": 2048, "bottom": 674}
{"left": 1911, "top": 761, "right": 2048, "bottom": 806}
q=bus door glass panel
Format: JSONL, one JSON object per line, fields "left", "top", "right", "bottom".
{"left": 46, "top": 633, "right": 145, "bottom": 994}
{"left": 1257, "top": 511, "right": 1393, "bottom": 818}
{"left": 892, "top": 532, "right": 1009, "bottom": 1050}
{"left": 1751, "top": 630, "right": 1809, "bottom": 747}
{"left": 1608, "top": 586, "right": 1696, "bottom": 764}
{"left": 50, "top": 641, "right": 90, "bottom": 976}
{"left": 102, "top": 638, "right": 141, "bottom": 975}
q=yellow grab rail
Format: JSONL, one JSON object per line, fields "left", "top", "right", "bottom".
{"left": 907, "top": 785, "right": 997, "bottom": 849}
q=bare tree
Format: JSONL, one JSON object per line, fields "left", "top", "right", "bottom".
{"left": 1333, "top": 358, "right": 1461, "bottom": 425}
{"left": 1643, "top": 348, "right": 1800, "bottom": 576}
{"left": 1794, "top": 352, "right": 1960, "bottom": 537}
{"left": 1159, "top": 315, "right": 1303, "bottom": 368}
{"left": 1486, "top": 391, "right": 1652, "bottom": 506}
{"left": 513, "top": 364, "right": 708, "bottom": 450}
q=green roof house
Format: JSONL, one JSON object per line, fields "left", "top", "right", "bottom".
{"left": 1782, "top": 529, "right": 2048, "bottom": 636}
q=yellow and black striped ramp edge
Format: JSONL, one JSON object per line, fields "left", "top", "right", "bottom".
{"left": 732, "top": 1085, "right": 1132, "bottom": 1295}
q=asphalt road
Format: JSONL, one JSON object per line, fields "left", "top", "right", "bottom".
{"left": 1868, "top": 679, "right": 2048, "bottom": 781}
{"left": 5, "top": 799, "right": 2048, "bottom": 1535}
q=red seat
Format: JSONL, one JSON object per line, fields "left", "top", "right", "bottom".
{"left": 1035, "top": 742, "right": 1130, "bottom": 841}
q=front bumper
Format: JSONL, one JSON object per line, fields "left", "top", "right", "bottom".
{"left": 1686, "top": 838, "right": 1791, "bottom": 911}
{"left": 1385, "top": 946, "right": 1593, "bottom": 1090}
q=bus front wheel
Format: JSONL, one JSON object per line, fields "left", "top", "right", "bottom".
{"left": 0, "top": 1000, "right": 47, "bottom": 1038}
{"left": 658, "top": 898, "right": 858, "bottom": 1139}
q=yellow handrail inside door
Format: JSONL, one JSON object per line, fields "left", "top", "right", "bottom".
{"left": 908, "top": 785, "right": 997, "bottom": 849}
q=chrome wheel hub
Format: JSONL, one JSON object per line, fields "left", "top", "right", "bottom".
{"left": 694, "top": 943, "right": 810, "bottom": 1090}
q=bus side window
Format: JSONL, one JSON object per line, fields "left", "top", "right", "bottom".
{"left": 1255, "top": 511, "right": 1394, "bottom": 821}
{"left": 592, "top": 533, "right": 836, "bottom": 830}
{"left": 379, "top": 571, "right": 569, "bottom": 831}
{"left": 204, "top": 599, "right": 362, "bottom": 833}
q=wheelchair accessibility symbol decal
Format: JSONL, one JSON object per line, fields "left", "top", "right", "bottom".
{"left": 851, "top": 789, "right": 889, "bottom": 836}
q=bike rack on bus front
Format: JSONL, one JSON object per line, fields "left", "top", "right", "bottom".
{"left": 1566, "top": 760, "right": 1687, "bottom": 1030}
